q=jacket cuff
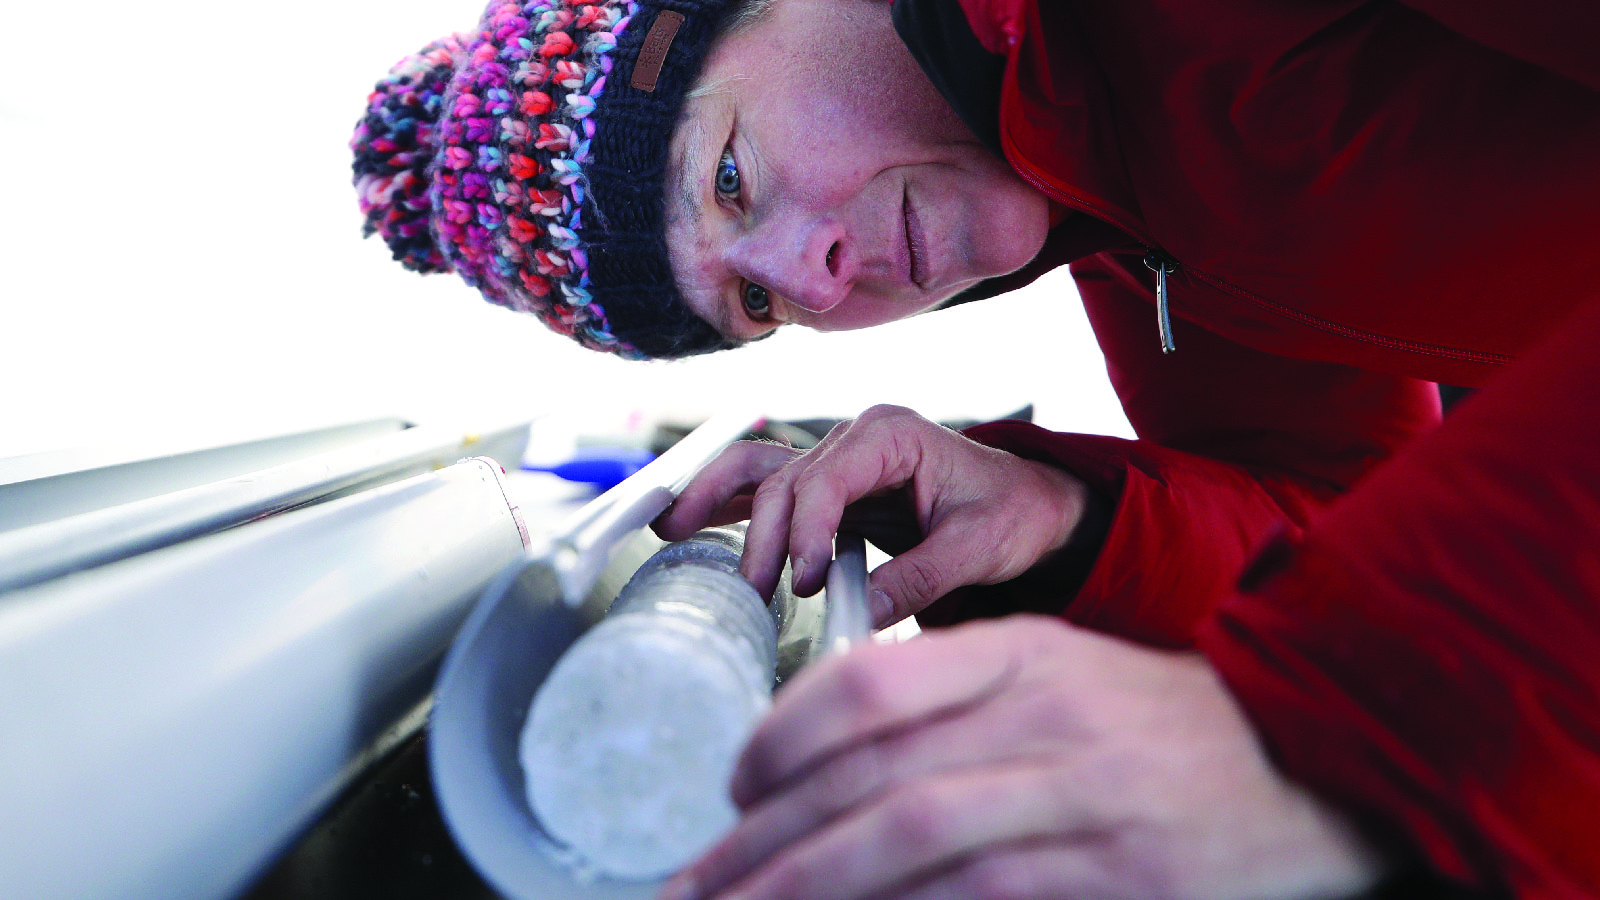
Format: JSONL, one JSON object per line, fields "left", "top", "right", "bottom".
{"left": 923, "top": 419, "right": 1314, "bottom": 648}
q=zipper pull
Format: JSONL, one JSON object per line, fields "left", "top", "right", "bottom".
{"left": 1144, "top": 250, "right": 1178, "bottom": 354}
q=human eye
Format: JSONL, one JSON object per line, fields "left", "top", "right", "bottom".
{"left": 714, "top": 146, "right": 741, "bottom": 200}
{"left": 741, "top": 281, "right": 771, "bottom": 322}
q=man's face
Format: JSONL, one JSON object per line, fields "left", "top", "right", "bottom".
{"left": 664, "top": 0, "right": 1051, "bottom": 341}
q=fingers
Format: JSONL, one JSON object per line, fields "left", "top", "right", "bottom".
{"left": 740, "top": 460, "right": 809, "bottom": 599}
{"left": 666, "top": 762, "right": 1101, "bottom": 900}
{"left": 887, "top": 844, "right": 1112, "bottom": 900}
{"left": 658, "top": 619, "right": 1112, "bottom": 900}
{"left": 668, "top": 619, "right": 1387, "bottom": 900}
{"left": 669, "top": 645, "right": 1086, "bottom": 900}
{"left": 671, "top": 732, "right": 903, "bottom": 898}
{"left": 660, "top": 407, "right": 1087, "bottom": 613}
{"left": 863, "top": 513, "right": 1004, "bottom": 626}
{"left": 654, "top": 441, "right": 801, "bottom": 542}
{"left": 749, "top": 406, "right": 938, "bottom": 597}
{"left": 741, "top": 408, "right": 915, "bottom": 597}
{"left": 730, "top": 622, "right": 1030, "bottom": 808}
{"left": 783, "top": 421, "right": 920, "bottom": 596}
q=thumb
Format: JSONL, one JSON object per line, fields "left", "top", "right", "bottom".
{"left": 865, "top": 522, "right": 992, "bottom": 626}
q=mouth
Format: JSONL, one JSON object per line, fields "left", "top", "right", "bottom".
{"left": 902, "top": 186, "right": 928, "bottom": 290}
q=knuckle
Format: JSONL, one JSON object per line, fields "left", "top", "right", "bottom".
{"left": 882, "top": 786, "right": 954, "bottom": 854}
{"left": 800, "top": 746, "right": 889, "bottom": 826}
{"left": 863, "top": 404, "right": 934, "bottom": 437}
{"left": 749, "top": 468, "right": 796, "bottom": 508}
{"left": 790, "top": 459, "right": 849, "bottom": 500}
{"left": 832, "top": 653, "right": 899, "bottom": 721}
{"left": 722, "top": 439, "right": 785, "bottom": 476}
{"left": 959, "top": 855, "right": 1038, "bottom": 900}
{"left": 860, "top": 402, "right": 913, "bottom": 421}
{"left": 1001, "top": 615, "right": 1079, "bottom": 665}
{"left": 891, "top": 555, "right": 946, "bottom": 604}
{"left": 1097, "top": 836, "right": 1178, "bottom": 900}
{"left": 754, "top": 854, "right": 817, "bottom": 900}
{"left": 804, "top": 744, "right": 888, "bottom": 815}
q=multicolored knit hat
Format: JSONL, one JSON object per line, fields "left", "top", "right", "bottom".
{"left": 351, "top": 0, "right": 744, "bottom": 359}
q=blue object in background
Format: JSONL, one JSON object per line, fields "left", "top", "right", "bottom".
{"left": 521, "top": 446, "right": 657, "bottom": 491}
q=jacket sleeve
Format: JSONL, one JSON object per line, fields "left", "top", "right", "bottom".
{"left": 919, "top": 249, "right": 1443, "bottom": 648}
{"left": 1197, "top": 295, "right": 1600, "bottom": 899}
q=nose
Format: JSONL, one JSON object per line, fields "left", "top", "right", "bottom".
{"left": 728, "top": 212, "right": 855, "bottom": 315}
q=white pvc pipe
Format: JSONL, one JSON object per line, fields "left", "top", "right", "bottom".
{"left": 822, "top": 532, "right": 871, "bottom": 655}
{"left": 0, "top": 417, "right": 411, "bottom": 533}
{"left": 545, "top": 409, "right": 761, "bottom": 605}
{"left": 0, "top": 420, "right": 530, "bottom": 593}
{"left": 0, "top": 458, "right": 530, "bottom": 900}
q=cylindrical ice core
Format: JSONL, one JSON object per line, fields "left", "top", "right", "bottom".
{"left": 518, "top": 528, "right": 779, "bottom": 881}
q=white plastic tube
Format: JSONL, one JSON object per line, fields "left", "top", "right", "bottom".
{"left": 544, "top": 409, "right": 761, "bottom": 604}
{"left": 0, "top": 458, "right": 529, "bottom": 900}
{"left": 0, "top": 420, "right": 530, "bottom": 593}
{"left": 0, "top": 417, "right": 411, "bottom": 533}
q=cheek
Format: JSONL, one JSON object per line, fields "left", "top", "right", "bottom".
{"left": 808, "top": 294, "right": 949, "bottom": 332}
{"left": 852, "top": 68, "right": 969, "bottom": 150}
{"left": 664, "top": 221, "right": 728, "bottom": 326}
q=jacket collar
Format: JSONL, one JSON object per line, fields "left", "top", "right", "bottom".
{"left": 894, "top": 0, "right": 1130, "bottom": 307}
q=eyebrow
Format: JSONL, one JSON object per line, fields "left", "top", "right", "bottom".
{"left": 672, "top": 115, "right": 707, "bottom": 233}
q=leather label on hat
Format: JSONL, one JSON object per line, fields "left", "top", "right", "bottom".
{"left": 630, "top": 10, "right": 685, "bottom": 92}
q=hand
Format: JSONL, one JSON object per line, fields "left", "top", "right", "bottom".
{"left": 659, "top": 616, "right": 1385, "bottom": 900}
{"left": 653, "top": 405, "right": 1091, "bottom": 625}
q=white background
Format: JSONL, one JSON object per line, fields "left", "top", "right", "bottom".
{"left": 0, "top": 0, "right": 1130, "bottom": 462}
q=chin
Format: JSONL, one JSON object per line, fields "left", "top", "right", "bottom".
{"left": 977, "top": 189, "right": 1052, "bottom": 278}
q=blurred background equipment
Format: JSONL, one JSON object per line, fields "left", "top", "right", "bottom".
{"left": 0, "top": 421, "right": 533, "bottom": 900}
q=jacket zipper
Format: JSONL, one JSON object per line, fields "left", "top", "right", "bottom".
{"left": 1006, "top": 152, "right": 1514, "bottom": 367}
{"left": 1143, "top": 250, "right": 1179, "bottom": 354}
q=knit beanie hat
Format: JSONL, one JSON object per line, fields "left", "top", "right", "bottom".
{"left": 351, "top": 0, "right": 744, "bottom": 359}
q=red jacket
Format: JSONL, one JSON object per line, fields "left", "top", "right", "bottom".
{"left": 896, "top": 0, "right": 1600, "bottom": 895}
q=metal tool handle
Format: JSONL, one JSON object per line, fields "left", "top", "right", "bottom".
{"left": 548, "top": 410, "right": 761, "bottom": 605}
{"left": 821, "top": 532, "right": 872, "bottom": 654}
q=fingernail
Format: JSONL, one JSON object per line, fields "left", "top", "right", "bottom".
{"left": 657, "top": 872, "right": 697, "bottom": 900}
{"left": 870, "top": 589, "right": 894, "bottom": 625}
{"left": 790, "top": 555, "right": 808, "bottom": 586}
